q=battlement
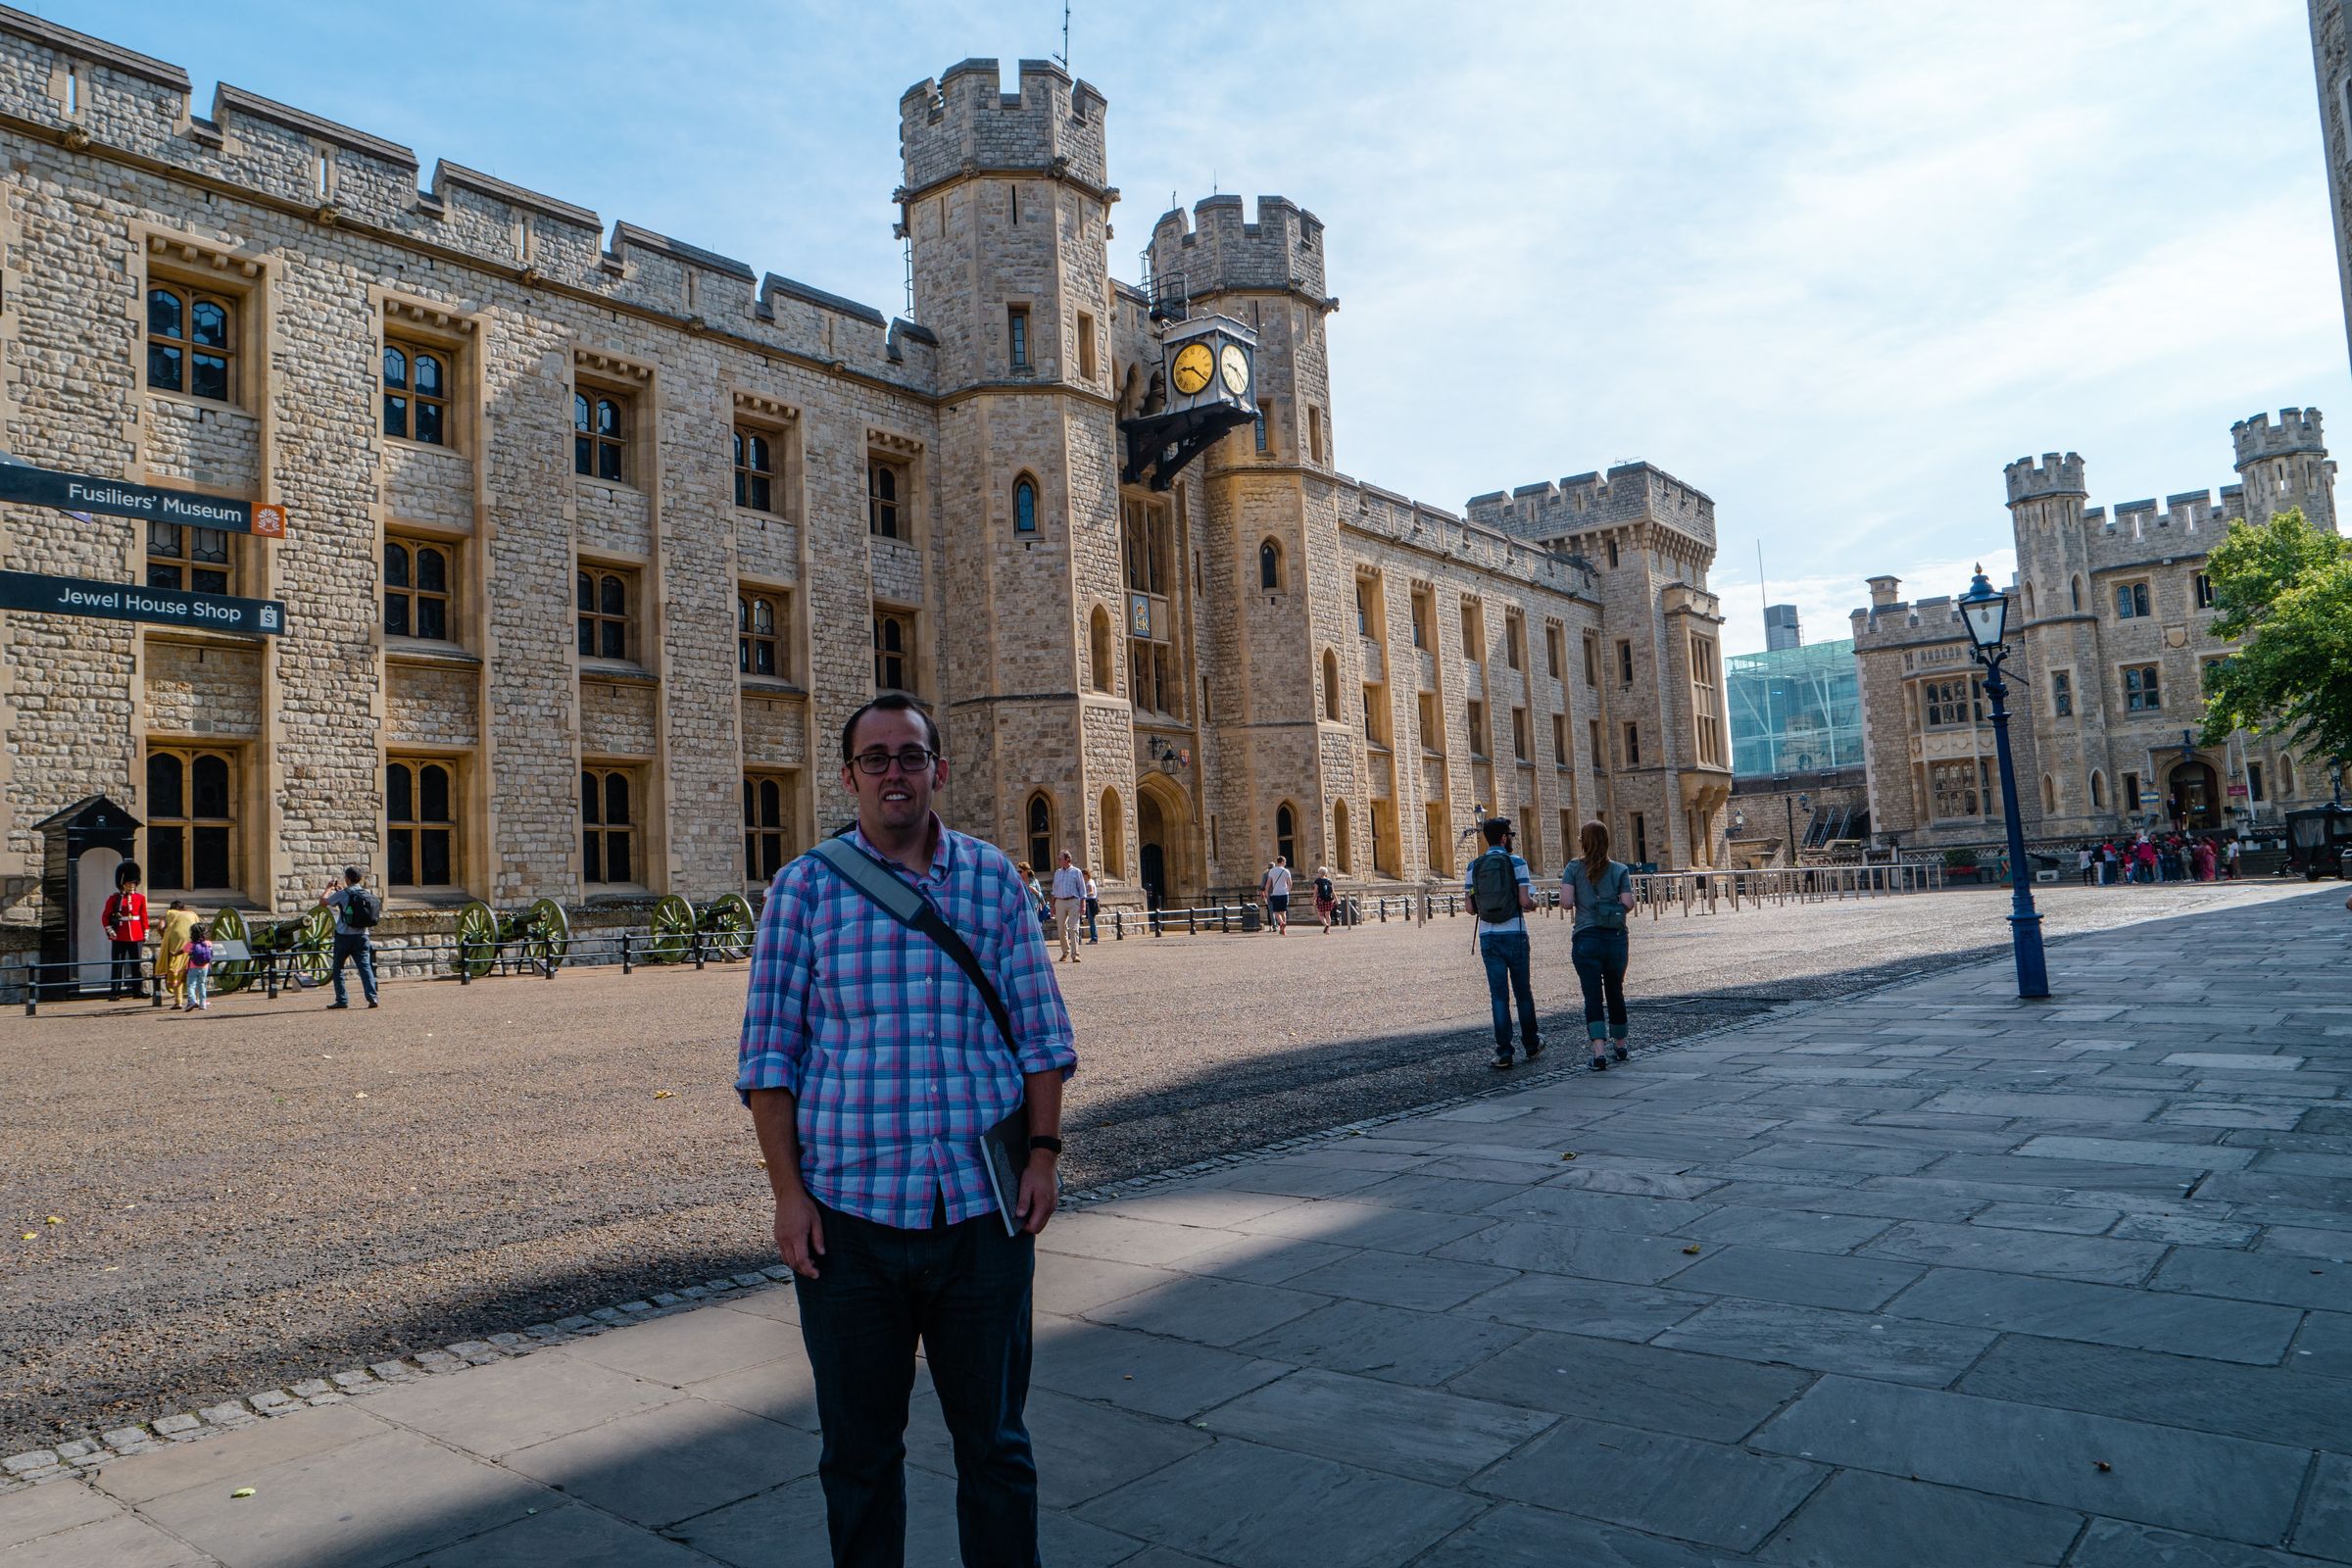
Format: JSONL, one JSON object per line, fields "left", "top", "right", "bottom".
{"left": 2231, "top": 407, "right": 2327, "bottom": 466}
{"left": 2003, "top": 452, "right": 2086, "bottom": 505}
{"left": 1148, "top": 195, "right": 1326, "bottom": 303}
{"left": 1464, "top": 462, "right": 1716, "bottom": 553}
{"left": 1337, "top": 476, "right": 1595, "bottom": 598}
{"left": 898, "top": 58, "right": 1108, "bottom": 197}
{"left": 0, "top": 7, "right": 933, "bottom": 388}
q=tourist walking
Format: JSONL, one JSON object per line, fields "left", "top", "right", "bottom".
{"left": 2101, "top": 842, "right": 2120, "bottom": 885}
{"left": 156, "top": 898, "right": 198, "bottom": 1009}
{"left": 1312, "top": 866, "right": 1337, "bottom": 932}
{"left": 1260, "top": 855, "right": 1293, "bottom": 935}
{"left": 1083, "top": 869, "right": 1101, "bottom": 944}
{"left": 1565, "top": 818, "right": 1637, "bottom": 1072}
{"left": 1051, "top": 851, "right": 1086, "bottom": 963}
{"left": 320, "top": 865, "right": 380, "bottom": 1008}
{"left": 2078, "top": 845, "right": 2094, "bottom": 886}
{"left": 2227, "top": 838, "right": 2241, "bottom": 879}
{"left": 182, "top": 922, "right": 215, "bottom": 1011}
{"left": 740, "top": 692, "right": 1076, "bottom": 1568}
{"left": 1467, "top": 817, "right": 1542, "bottom": 1070}
{"left": 101, "top": 861, "right": 148, "bottom": 1000}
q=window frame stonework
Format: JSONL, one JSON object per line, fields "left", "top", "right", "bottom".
{"left": 873, "top": 607, "right": 915, "bottom": 694}
{"left": 739, "top": 587, "right": 786, "bottom": 680}
{"left": 576, "top": 564, "right": 635, "bottom": 663}
{"left": 145, "top": 279, "right": 238, "bottom": 405}
{"left": 2123, "top": 662, "right": 2162, "bottom": 713}
{"left": 146, "top": 744, "right": 238, "bottom": 895}
{"left": 385, "top": 535, "right": 455, "bottom": 643}
{"left": 573, "top": 386, "right": 631, "bottom": 482}
{"left": 386, "top": 755, "right": 459, "bottom": 890}
{"left": 744, "top": 770, "right": 797, "bottom": 885}
{"left": 1922, "top": 675, "right": 1984, "bottom": 730}
{"left": 1026, "top": 792, "right": 1055, "bottom": 872}
{"left": 2050, "top": 668, "right": 2073, "bottom": 718}
{"left": 146, "top": 515, "right": 232, "bottom": 596}
{"left": 734, "top": 425, "right": 777, "bottom": 514}
{"left": 868, "top": 454, "right": 910, "bottom": 540}
{"left": 2113, "top": 580, "right": 2151, "bottom": 619}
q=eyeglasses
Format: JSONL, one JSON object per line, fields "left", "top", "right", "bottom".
{"left": 850, "top": 747, "right": 939, "bottom": 776}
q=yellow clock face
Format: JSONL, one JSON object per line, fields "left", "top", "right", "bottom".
{"left": 1171, "top": 342, "right": 1214, "bottom": 396}
{"left": 1219, "top": 344, "right": 1250, "bottom": 396}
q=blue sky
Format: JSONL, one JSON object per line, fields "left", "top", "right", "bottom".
{"left": 62, "top": 0, "right": 2352, "bottom": 652}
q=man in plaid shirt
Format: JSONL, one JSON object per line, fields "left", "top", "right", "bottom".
{"left": 741, "top": 693, "right": 1075, "bottom": 1568}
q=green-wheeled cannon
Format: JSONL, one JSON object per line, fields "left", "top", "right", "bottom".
{"left": 449, "top": 897, "right": 570, "bottom": 979}
{"left": 644, "top": 893, "right": 757, "bottom": 964}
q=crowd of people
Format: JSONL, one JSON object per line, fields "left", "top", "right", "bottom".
{"left": 2074, "top": 830, "right": 2239, "bottom": 885}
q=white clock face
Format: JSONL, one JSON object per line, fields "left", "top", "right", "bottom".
{"left": 1219, "top": 344, "right": 1250, "bottom": 396}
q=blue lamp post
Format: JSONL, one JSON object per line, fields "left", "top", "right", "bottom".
{"left": 1959, "top": 565, "right": 2049, "bottom": 998}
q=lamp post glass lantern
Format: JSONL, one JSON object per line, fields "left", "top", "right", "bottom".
{"left": 1959, "top": 564, "right": 2049, "bottom": 998}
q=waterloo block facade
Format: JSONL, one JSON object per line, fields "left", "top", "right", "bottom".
{"left": 1851, "top": 413, "right": 2338, "bottom": 853}
{"left": 0, "top": 11, "right": 1733, "bottom": 939}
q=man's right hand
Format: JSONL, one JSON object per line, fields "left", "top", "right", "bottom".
{"left": 773, "top": 1185, "right": 825, "bottom": 1279}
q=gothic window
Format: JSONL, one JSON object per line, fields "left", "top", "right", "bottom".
{"left": 869, "top": 457, "right": 908, "bottom": 538}
{"left": 1931, "top": 759, "right": 1984, "bottom": 821}
{"left": 1624, "top": 722, "right": 1641, "bottom": 766}
{"left": 744, "top": 772, "right": 794, "bottom": 883}
{"left": 735, "top": 427, "right": 776, "bottom": 513}
{"left": 1275, "top": 802, "right": 1298, "bottom": 868}
{"left": 1616, "top": 639, "right": 1634, "bottom": 684}
{"left": 1258, "top": 538, "right": 1282, "bottom": 591}
{"left": 2193, "top": 570, "right": 2214, "bottom": 609}
{"left": 2123, "top": 663, "right": 2161, "bottom": 712}
{"left": 2050, "top": 669, "right": 2072, "bottom": 718}
{"left": 147, "top": 283, "right": 236, "bottom": 402}
{"left": 2113, "top": 581, "right": 2151, "bottom": 619}
{"left": 873, "top": 609, "right": 913, "bottom": 692}
{"left": 2071, "top": 575, "right": 2083, "bottom": 612}
{"left": 573, "top": 390, "right": 628, "bottom": 481}
{"left": 1323, "top": 650, "right": 1341, "bottom": 721}
{"left": 385, "top": 538, "right": 453, "bottom": 641}
{"left": 1100, "top": 788, "right": 1125, "bottom": 878}
{"left": 1026, "top": 793, "right": 1054, "bottom": 872}
{"left": 581, "top": 766, "right": 636, "bottom": 885}
{"left": 1090, "top": 607, "right": 1115, "bottom": 694}
{"left": 1467, "top": 701, "right": 1488, "bottom": 759}
{"left": 1923, "top": 676, "right": 1984, "bottom": 729}
{"left": 383, "top": 340, "right": 450, "bottom": 445}
{"left": 387, "top": 758, "right": 457, "bottom": 888}
{"left": 2090, "top": 770, "right": 2107, "bottom": 808}
{"left": 1013, "top": 475, "right": 1039, "bottom": 534}
{"left": 1332, "top": 799, "right": 1352, "bottom": 874}
{"left": 146, "top": 746, "right": 236, "bottom": 893}
{"left": 1007, "top": 305, "right": 1030, "bottom": 369}
{"left": 147, "top": 518, "right": 230, "bottom": 595}
{"left": 738, "top": 590, "right": 783, "bottom": 678}
{"left": 576, "top": 566, "right": 632, "bottom": 661}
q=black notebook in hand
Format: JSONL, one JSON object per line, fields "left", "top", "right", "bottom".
{"left": 979, "top": 1105, "right": 1029, "bottom": 1239}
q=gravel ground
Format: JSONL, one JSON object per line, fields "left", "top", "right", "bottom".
{"left": 0, "top": 876, "right": 2311, "bottom": 1447}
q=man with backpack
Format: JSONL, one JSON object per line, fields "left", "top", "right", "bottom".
{"left": 1466, "top": 817, "right": 1542, "bottom": 1070}
{"left": 321, "top": 864, "right": 381, "bottom": 1008}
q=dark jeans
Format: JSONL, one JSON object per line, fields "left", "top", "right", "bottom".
{"left": 108, "top": 939, "right": 146, "bottom": 998}
{"left": 1085, "top": 898, "right": 1100, "bottom": 943}
{"left": 1572, "top": 927, "right": 1630, "bottom": 1042}
{"left": 796, "top": 1200, "right": 1039, "bottom": 1568}
{"left": 330, "top": 932, "right": 377, "bottom": 1004}
{"left": 1478, "top": 931, "right": 1539, "bottom": 1056}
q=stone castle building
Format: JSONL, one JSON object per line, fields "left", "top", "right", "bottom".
{"left": 1850, "top": 412, "right": 2337, "bottom": 852}
{"left": 0, "top": 9, "right": 1733, "bottom": 943}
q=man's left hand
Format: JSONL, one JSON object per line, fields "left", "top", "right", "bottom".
{"left": 1015, "top": 1153, "right": 1059, "bottom": 1234}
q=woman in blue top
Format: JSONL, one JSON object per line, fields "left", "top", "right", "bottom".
{"left": 1563, "top": 819, "right": 1636, "bottom": 1071}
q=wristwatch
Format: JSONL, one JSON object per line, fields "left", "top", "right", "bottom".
{"left": 1029, "top": 1136, "right": 1064, "bottom": 1155}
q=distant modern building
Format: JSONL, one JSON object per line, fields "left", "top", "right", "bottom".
{"left": 1727, "top": 640, "right": 1863, "bottom": 779}
{"left": 1762, "top": 604, "right": 1802, "bottom": 652}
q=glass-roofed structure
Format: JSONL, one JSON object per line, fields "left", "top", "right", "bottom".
{"left": 1727, "top": 638, "right": 1863, "bottom": 778}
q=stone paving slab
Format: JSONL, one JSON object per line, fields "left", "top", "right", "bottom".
{"left": 12, "top": 888, "right": 2351, "bottom": 1565}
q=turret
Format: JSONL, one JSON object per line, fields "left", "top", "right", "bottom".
{"left": 2003, "top": 453, "right": 2085, "bottom": 506}
{"left": 2230, "top": 408, "right": 2335, "bottom": 529}
{"left": 1147, "top": 195, "right": 1326, "bottom": 307}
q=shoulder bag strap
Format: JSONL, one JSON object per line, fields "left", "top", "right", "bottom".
{"left": 807, "top": 836, "right": 1020, "bottom": 1059}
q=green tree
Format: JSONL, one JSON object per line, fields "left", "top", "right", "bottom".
{"left": 2198, "top": 508, "right": 2352, "bottom": 780}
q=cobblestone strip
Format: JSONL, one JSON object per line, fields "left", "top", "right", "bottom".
{"left": 0, "top": 949, "right": 1990, "bottom": 1488}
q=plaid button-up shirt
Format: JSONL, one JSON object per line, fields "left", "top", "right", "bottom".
{"left": 737, "top": 817, "right": 1077, "bottom": 1229}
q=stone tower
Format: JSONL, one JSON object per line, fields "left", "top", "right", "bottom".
{"left": 2230, "top": 408, "right": 2335, "bottom": 529}
{"left": 2008, "top": 451, "right": 2098, "bottom": 835}
{"left": 1147, "top": 196, "right": 1350, "bottom": 882}
{"left": 898, "top": 60, "right": 1133, "bottom": 868}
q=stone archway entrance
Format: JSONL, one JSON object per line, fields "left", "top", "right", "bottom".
{"left": 2169, "top": 759, "right": 2222, "bottom": 831}
{"left": 1137, "top": 776, "right": 1192, "bottom": 910}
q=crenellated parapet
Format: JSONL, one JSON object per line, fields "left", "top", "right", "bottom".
{"left": 898, "top": 57, "right": 1108, "bottom": 199}
{"left": 2231, "top": 407, "right": 2327, "bottom": 465}
{"left": 0, "top": 6, "right": 934, "bottom": 387}
{"left": 1338, "top": 475, "right": 1596, "bottom": 598}
{"left": 1465, "top": 462, "right": 1716, "bottom": 553}
{"left": 2003, "top": 452, "right": 2086, "bottom": 505}
{"left": 1149, "top": 195, "right": 1327, "bottom": 304}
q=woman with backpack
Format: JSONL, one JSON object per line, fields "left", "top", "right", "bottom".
{"left": 1564, "top": 819, "right": 1637, "bottom": 1072}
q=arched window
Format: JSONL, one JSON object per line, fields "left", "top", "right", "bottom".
{"left": 1274, "top": 802, "right": 1297, "bottom": 868}
{"left": 581, "top": 766, "right": 635, "bottom": 884}
{"left": 146, "top": 283, "right": 235, "bottom": 402}
{"left": 2042, "top": 774, "right": 2057, "bottom": 813}
{"left": 384, "top": 539, "right": 452, "bottom": 640}
{"left": 573, "top": 392, "right": 627, "bottom": 480}
{"left": 1026, "top": 793, "right": 1054, "bottom": 872}
{"left": 384, "top": 340, "right": 448, "bottom": 445}
{"left": 2090, "top": 770, "right": 2106, "bottom": 808}
{"left": 1013, "top": 476, "right": 1039, "bottom": 534}
{"left": 739, "top": 592, "right": 782, "bottom": 677}
{"left": 873, "top": 611, "right": 911, "bottom": 692}
{"left": 2281, "top": 756, "right": 2297, "bottom": 797}
{"left": 1259, "top": 538, "right": 1283, "bottom": 591}
{"left": 2023, "top": 583, "right": 2035, "bottom": 619}
{"left": 734, "top": 427, "right": 775, "bottom": 513}
{"left": 1101, "top": 788, "right": 1125, "bottom": 879}
{"left": 1322, "top": 649, "right": 1341, "bottom": 721}
{"left": 577, "top": 569, "right": 629, "bottom": 660}
{"left": 2071, "top": 575, "right": 2083, "bottom": 612}
{"left": 1089, "top": 606, "right": 1114, "bottom": 693}
{"left": 1333, "top": 798, "right": 1353, "bottom": 874}
{"left": 388, "top": 759, "right": 456, "bottom": 888}
{"left": 146, "top": 746, "right": 237, "bottom": 892}
{"left": 744, "top": 772, "right": 792, "bottom": 882}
